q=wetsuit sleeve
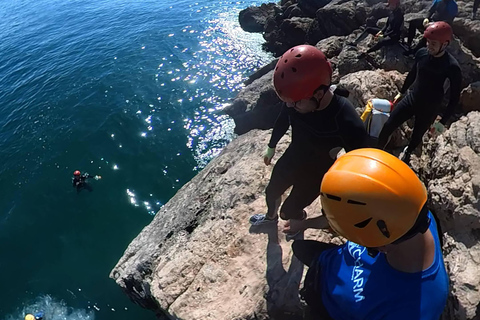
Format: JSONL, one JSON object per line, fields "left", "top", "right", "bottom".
{"left": 440, "top": 65, "right": 462, "bottom": 125}
{"left": 339, "top": 100, "right": 369, "bottom": 151}
{"left": 72, "top": 179, "right": 76, "bottom": 187}
{"left": 400, "top": 55, "right": 418, "bottom": 94}
{"left": 427, "top": 0, "right": 439, "bottom": 19}
{"left": 384, "top": 10, "right": 404, "bottom": 38}
{"left": 268, "top": 104, "right": 290, "bottom": 148}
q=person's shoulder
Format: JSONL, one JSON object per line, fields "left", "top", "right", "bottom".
{"left": 415, "top": 48, "right": 429, "bottom": 60}
{"left": 446, "top": 51, "right": 461, "bottom": 68}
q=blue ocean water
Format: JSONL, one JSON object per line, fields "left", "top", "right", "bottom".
{"left": 0, "top": 0, "right": 271, "bottom": 319}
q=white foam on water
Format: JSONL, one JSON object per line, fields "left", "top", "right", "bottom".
{"left": 5, "top": 295, "right": 94, "bottom": 320}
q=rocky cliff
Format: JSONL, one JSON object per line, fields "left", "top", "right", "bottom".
{"left": 111, "top": 0, "right": 480, "bottom": 319}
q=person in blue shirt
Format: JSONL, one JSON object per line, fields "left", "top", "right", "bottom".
{"left": 285, "top": 148, "right": 448, "bottom": 320}
{"left": 404, "top": 0, "right": 458, "bottom": 55}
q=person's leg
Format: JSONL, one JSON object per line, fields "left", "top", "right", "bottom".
{"left": 366, "top": 36, "right": 397, "bottom": 53}
{"left": 264, "top": 148, "right": 297, "bottom": 219}
{"left": 407, "top": 18, "right": 425, "bottom": 47}
{"left": 350, "top": 27, "right": 381, "bottom": 45}
{"left": 407, "top": 107, "right": 439, "bottom": 153}
{"left": 474, "top": 0, "right": 480, "bottom": 18}
{"left": 377, "top": 94, "right": 415, "bottom": 150}
{"left": 279, "top": 160, "right": 330, "bottom": 220}
{"left": 292, "top": 240, "right": 339, "bottom": 266}
{"left": 411, "top": 37, "right": 427, "bottom": 54}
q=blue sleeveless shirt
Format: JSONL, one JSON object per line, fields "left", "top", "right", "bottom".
{"left": 318, "top": 212, "right": 448, "bottom": 320}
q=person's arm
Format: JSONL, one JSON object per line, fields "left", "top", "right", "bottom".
{"left": 439, "top": 65, "right": 462, "bottom": 125}
{"left": 339, "top": 101, "right": 370, "bottom": 151}
{"left": 400, "top": 55, "right": 419, "bottom": 94}
{"left": 268, "top": 104, "right": 290, "bottom": 148}
{"left": 427, "top": 0, "right": 439, "bottom": 19}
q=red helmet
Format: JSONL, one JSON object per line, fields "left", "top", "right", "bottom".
{"left": 74, "top": 170, "right": 81, "bottom": 176}
{"left": 424, "top": 21, "right": 452, "bottom": 43}
{"left": 273, "top": 45, "right": 332, "bottom": 103}
{"left": 388, "top": 0, "right": 400, "bottom": 7}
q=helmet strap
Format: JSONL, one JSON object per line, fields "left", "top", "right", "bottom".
{"left": 392, "top": 204, "right": 430, "bottom": 245}
{"left": 314, "top": 85, "right": 331, "bottom": 111}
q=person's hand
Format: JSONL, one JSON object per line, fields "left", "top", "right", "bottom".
{"left": 263, "top": 147, "right": 276, "bottom": 165}
{"left": 431, "top": 119, "right": 445, "bottom": 135}
{"left": 374, "top": 31, "right": 383, "bottom": 40}
{"left": 283, "top": 219, "right": 306, "bottom": 235}
{"left": 94, "top": 175, "right": 102, "bottom": 180}
{"left": 393, "top": 93, "right": 403, "bottom": 105}
{"left": 423, "top": 18, "right": 430, "bottom": 27}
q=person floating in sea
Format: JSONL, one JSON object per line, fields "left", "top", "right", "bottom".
{"left": 72, "top": 170, "right": 101, "bottom": 193}
{"left": 377, "top": 22, "right": 462, "bottom": 164}
{"left": 249, "top": 44, "right": 368, "bottom": 240}
{"left": 289, "top": 148, "right": 448, "bottom": 320}
{"left": 25, "top": 311, "right": 44, "bottom": 320}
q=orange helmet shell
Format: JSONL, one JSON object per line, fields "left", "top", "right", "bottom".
{"left": 320, "top": 148, "right": 427, "bottom": 247}
{"left": 273, "top": 45, "right": 332, "bottom": 103}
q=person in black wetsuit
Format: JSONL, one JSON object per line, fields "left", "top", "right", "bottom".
{"left": 474, "top": 0, "right": 480, "bottom": 19}
{"left": 249, "top": 45, "right": 368, "bottom": 237}
{"left": 72, "top": 170, "right": 100, "bottom": 193}
{"left": 404, "top": 0, "right": 458, "bottom": 55}
{"left": 378, "top": 22, "right": 462, "bottom": 163}
{"left": 348, "top": 0, "right": 404, "bottom": 57}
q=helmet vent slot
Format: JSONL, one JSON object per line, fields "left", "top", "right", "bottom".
{"left": 377, "top": 220, "right": 391, "bottom": 238}
{"left": 291, "top": 67, "right": 297, "bottom": 72}
{"left": 295, "top": 54, "right": 302, "bottom": 58}
{"left": 281, "top": 72, "right": 285, "bottom": 79}
{"left": 326, "top": 194, "right": 341, "bottom": 201}
{"left": 354, "top": 218, "right": 372, "bottom": 228}
{"left": 284, "top": 59, "right": 288, "bottom": 63}
{"left": 347, "top": 199, "right": 366, "bottom": 205}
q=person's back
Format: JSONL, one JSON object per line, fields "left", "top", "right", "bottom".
{"left": 430, "top": 0, "right": 458, "bottom": 24}
{"left": 292, "top": 149, "right": 449, "bottom": 320}
{"left": 319, "top": 211, "right": 448, "bottom": 320}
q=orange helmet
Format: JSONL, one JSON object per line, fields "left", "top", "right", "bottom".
{"left": 273, "top": 45, "right": 332, "bottom": 103}
{"left": 320, "top": 148, "right": 427, "bottom": 247}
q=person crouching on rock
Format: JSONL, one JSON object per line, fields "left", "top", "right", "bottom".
{"left": 290, "top": 148, "right": 448, "bottom": 320}
{"left": 377, "top": 22, "right": 462, "bottom": 164}
{"left": 249, "top": 45, "right": 368, "bottom": 240}
{"left": 348, "top": 0, "right": 404, "bottom": 59}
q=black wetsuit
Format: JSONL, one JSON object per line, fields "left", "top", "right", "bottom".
{"left": 72, "top": 173, "right": 94, "bottom": 192}
{"left": 353, "top": 7, "right": 404, "bottom": 53}
{"left": 378, "top": 48, "right": 462, "bottom": 152}
{"left": 266, "top": 94, "right": 368, "bottom": 220}
{"left": 407, "top": 0, "right": 457, "bottom": 52}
